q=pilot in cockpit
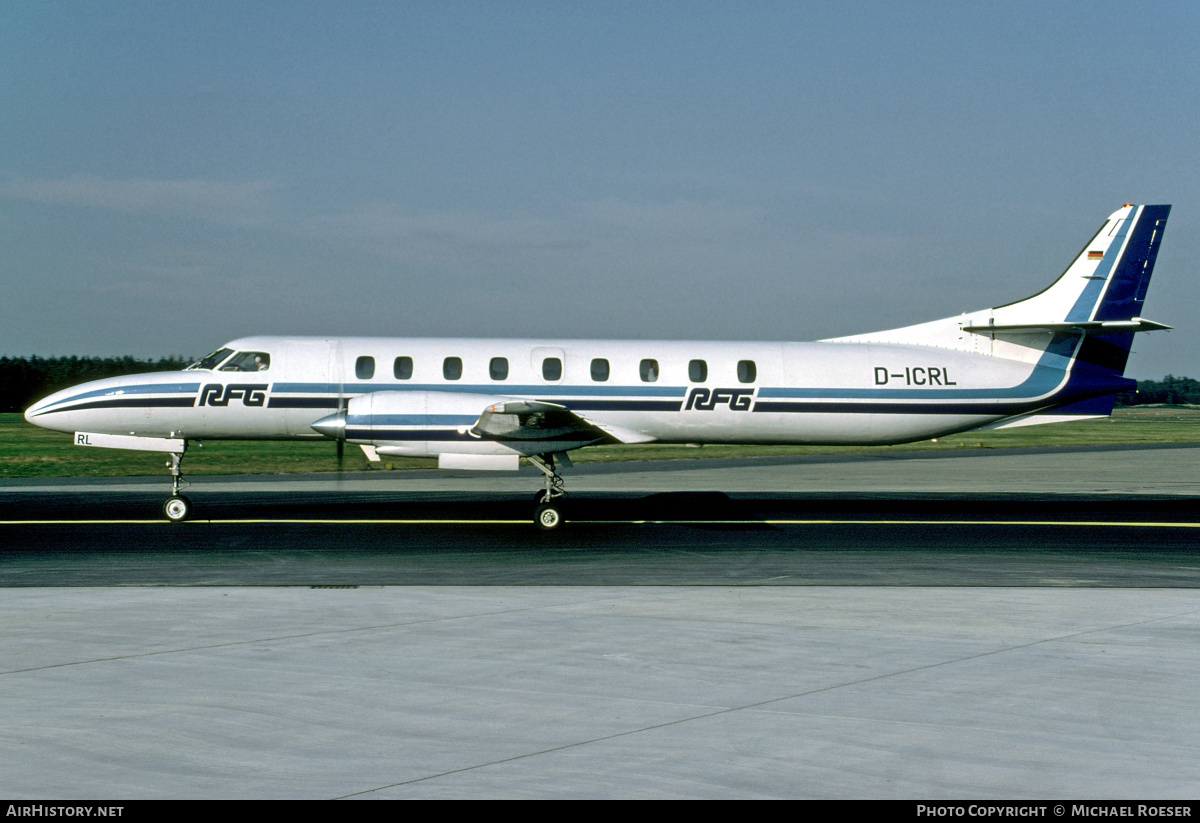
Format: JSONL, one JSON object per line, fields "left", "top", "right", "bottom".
{"left": 217, "top": 351, "right": 271, "bottom": 372}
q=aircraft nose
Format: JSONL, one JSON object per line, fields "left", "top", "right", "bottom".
{"left": 311, "top": 410, "right": 346, "bottom": 440}
{"left": 24, "top": 390, "right": 61, "bottom": 428}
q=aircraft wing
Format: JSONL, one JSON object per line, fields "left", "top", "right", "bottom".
{"left": 470, "top": 399, "right": 655, "bottom": 455}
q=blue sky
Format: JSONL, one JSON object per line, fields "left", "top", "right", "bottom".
{"left": 2, "top": 1, "right": 1197, "bottom": 378}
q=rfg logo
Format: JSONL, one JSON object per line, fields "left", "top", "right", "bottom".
{"left": 683, "top": 387, "right": 755, "bottom": 411}
{"left": 199, "top": 383, "right": 268, "bottom": 407}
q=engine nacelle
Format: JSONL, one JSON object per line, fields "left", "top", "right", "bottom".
{"left": 335, "top": 390, "right": 520, "bottom": 459}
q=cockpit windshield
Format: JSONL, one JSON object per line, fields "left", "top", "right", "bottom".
{"left": 187, "top": 348, "right": 234, "bottom": 370}
{"left": 219, "top": 351, "right": 271, "bottom": 372}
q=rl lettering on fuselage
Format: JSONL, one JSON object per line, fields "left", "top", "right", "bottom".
{"left": 873, "top": 367, "right": 957, "bottom": 387}
{"left": 199, "top": 383, "right": 269, "bottom": 407}
{"left": 684, "top": 387, "right": 755, "bottom": 411}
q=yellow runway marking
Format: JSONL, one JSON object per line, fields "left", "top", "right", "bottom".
{"left": 2, "top": 518, "right": 1198, "bottom": 528}
{"left": 698, "top": 519, "right": 1200, "bottom": 528}
{"left": 606, "top": 520, "right": 1200, "bottom": 528}
{"left": 0, "top": 519, "right": 529, "bottom": 525}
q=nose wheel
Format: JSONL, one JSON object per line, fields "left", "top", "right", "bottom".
{"left": 162, "top": 447, "right": 192, "bottom": 522}
{"left": 163, "top": 494, "right": 192, "bottom": 522}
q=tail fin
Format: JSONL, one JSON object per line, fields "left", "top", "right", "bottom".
{"left": 828, "top": 204, "right": 1172, "bottom": 425}
{"left": 969, "top": 204, "right": 1171, "bottom": 339}
{"left": 831, "top": 204, "right": 1172, "bottom": 366}
{"left": 965, "top": 204, "right": 1171, "bottom": 387}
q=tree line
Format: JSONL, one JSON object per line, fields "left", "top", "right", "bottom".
{"left": 1, "top": 355, "right": 1197, "bottom": 414}
{"left": 1117, "top": 375, "right": 1200, "bottom": 407}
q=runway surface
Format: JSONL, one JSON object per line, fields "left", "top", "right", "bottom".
{"left": 3, "top": 445, "right": 1199, "bottom": 587}
{"left": 2, "top": 446, "right": 1199, "bottom": 797}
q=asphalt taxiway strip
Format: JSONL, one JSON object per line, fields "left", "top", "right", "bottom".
{"left": 1, "top": 487, "right": 1198, "bottom": 587}
{"left": 5, "top": 516, "right": 1200, "bottom": 527}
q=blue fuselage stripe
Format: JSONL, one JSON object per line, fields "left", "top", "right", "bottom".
{"left": 39, "top": 383, "right": 201, "bottom": 411}
{"left": 268, "top": 397, "right": 340, "bottom": 409}
{"left": 32, "top": 397, "right": 197, "bottom": 415}
{"left": 346, "top": 414, "right": 476, "bottom": 426}
{"left": 271, "top": 382, "right": 687, "bottom": 398}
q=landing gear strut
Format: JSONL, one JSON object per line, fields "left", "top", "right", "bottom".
{"left": 162, "top": 445, "right": 192, "bottom": 522}
{"left": 528, "top": 453, "right": 568, "bottom": 529}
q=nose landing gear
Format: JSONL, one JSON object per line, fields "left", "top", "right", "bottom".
{"left": 162, "top": 447, "right": 191, "bottom": 522}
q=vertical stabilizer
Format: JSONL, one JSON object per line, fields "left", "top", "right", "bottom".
{"left": 829, "top": 205, "right": 1172, "bottom": 373}
{"left": 992, "top": 204, "right": 1170, "bottom": 328}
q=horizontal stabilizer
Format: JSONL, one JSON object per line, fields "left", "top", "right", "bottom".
{"left": 960, "top": 318, "right": 1172, "bottom": 335}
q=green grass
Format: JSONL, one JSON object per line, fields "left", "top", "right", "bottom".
{"left": 3, "top": 406, "right": 1200, "bottom": 479}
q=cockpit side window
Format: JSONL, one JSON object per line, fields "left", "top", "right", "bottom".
{"left": 220, "top": 351, "right": 272, "bottom": 372}
{"left": 187, "top": 348, "right": 234, "bottom": 370}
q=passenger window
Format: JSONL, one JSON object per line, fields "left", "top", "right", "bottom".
{"left": 640, "top": 359, "right": 659, "bottom": 383}
{"left": 355, "top": 356, "right": 375, "bottom": 379}
{"left": 393, "top": 356, "right": 413, "bottom": 380}
{"left": 443, "top": 356, "right": 462, "bottom": 380}
{"left": 591, "top": 358, "right": 610, "bottom": 382}
{"left": 689, "top": 359, "right": 707, "bottom": 382}
{"left": 542, "top": 357, "right": 562, "bottom": 381}
{"left": 220, "top": 351, "right": 271, "bottom": 372}
{"left": 490, "top": 357, "right": 509, "bottom": 380}
{"left": 737, "top": 360, "right": 757, "bottom": 383}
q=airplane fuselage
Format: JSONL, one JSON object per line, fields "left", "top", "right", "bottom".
{"left": 26, "top": 332, "right": 1117, "bottom": 453}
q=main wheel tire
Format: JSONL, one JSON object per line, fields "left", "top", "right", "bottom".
{"left": 163, "top": 494, "right": 192, "bottom": 522}
{"left": 534, "top": 502, "right": 563, "bottom": 530}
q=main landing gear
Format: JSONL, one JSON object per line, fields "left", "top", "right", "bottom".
{"left": 162, "top": 447, "right": 192, "bottom": 522}
{"left": 528, "top": 453, "right": 568, "bottom": 530}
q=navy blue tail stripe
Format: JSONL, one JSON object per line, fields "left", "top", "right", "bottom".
{"left": 1094, "top": 204, "right": 1170, "bottom": 322}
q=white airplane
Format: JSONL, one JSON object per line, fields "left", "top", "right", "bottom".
{"left": 25, "top": 203, "right": 1172, "bottom": 528}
